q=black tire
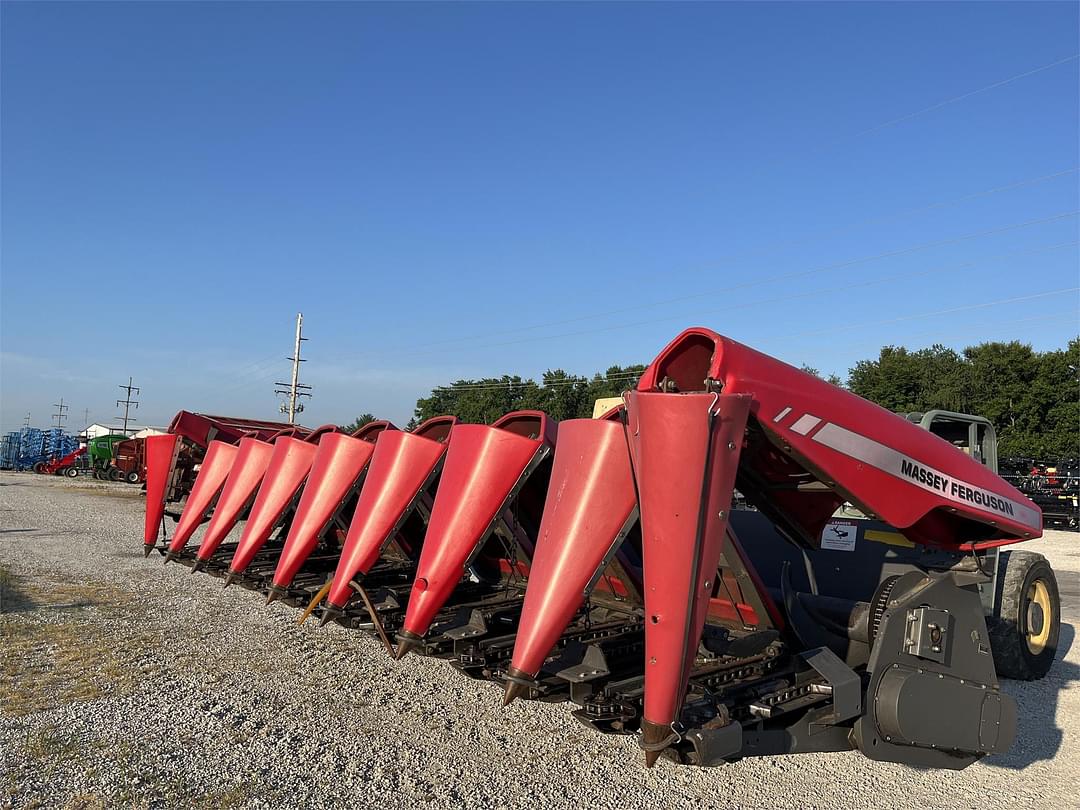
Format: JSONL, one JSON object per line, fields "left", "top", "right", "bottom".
{"left": 125, "top": 471, "right": 140, "bottom": 484}
{"left": 108, "top": 467, "right": 124, "bottom": 482}
{"left": 32, "top": 462, "right": 45, "bottom": 474}
{"left": 988, "top": 550, "right": 1060, "bottom": 680}
{"left": 65, "top": 466, "right": 79, "bottom": 478}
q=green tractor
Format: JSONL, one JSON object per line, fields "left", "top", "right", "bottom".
{"left": 88, "top": 434, "right": 130, "bottom": 480}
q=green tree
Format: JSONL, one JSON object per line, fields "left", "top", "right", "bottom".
{"left": 340, "top": 413, "right": 377, "bottom": 434}
{"left": 847, "top": 339, "right": 1078, "bottom": 459}
{"left": 848, "top": 345, "right": 967, "bottom": 413}
{"left": 800, "top": 365, "right": 843, "bottom": 387}
{"left": 408, "top": 339, "right": 1077, "bottom": 459}
{"left": 412, "top": 364, "right": 646, "bottom": 425}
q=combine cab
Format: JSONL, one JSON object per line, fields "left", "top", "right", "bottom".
{"left": 144, "top": 328, "right": 1060, "bottom": 770}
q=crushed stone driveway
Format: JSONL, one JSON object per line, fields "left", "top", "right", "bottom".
{"left": 1, "top": 471, "right": 1078, "bottom": 809}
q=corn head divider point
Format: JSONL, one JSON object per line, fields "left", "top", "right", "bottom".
{"left": 143, "top": 327, "right": 1060, "bottom": 769}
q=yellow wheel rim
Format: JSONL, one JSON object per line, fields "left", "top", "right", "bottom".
{"left": 1025, "top": 579, "right": 1053, "bottom": 655}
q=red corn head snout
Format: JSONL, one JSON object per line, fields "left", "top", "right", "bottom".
{"left": 506, "top": 415, "right": 637, "bottom": 701}
{"left": 270, "top": 422, "right": 397, "bottom": 592}
{"left": 625, "top": 389, "right": 750, "bottom": 766}
{"left": 165, "top": 441, "right": 238, "bottom": 558}
{"left": 226, "top": 436, "right": 320, "bottom": 578}
{"left": 194, "top": 436, "right": 276, "bottom": 564}
{"left": 143, "top": 433, "right": 181, "bottom": 550}
{"left": 398, "top": 411, "right": 557, "bottom": 653}
{"left": 326, "top": 416, "right": 457, "bottom": 611}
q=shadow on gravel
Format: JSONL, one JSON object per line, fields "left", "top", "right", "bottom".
{"left": 0, "top": 568, "right": 131, "bottom": 614}
{"left": 0, "top": 528, "right": 39, "bottom": 534}
{"left": 993, "top": 622, "right": 1076, "bottom": 770}
{"left": 0, "top": 567, "right": 37, "bottom": 613}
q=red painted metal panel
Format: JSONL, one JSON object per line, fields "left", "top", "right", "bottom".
{"left": 326, "top": 416, "right": 456, "bottom": 610}
{"left": 143, "top": 433, "right": 180, "bottom": 545}
{"left": 401, "top": 411, "right": 557, "bottom": 639}
{"left": 625, "top": 389, "right": 750, "bottom": 742}
{"left": 166, "top": 441, "right": 239, "bottom": 554}
{"left": 639, "top": 328, "right": 1041, "bottom": 546}
{"left": 227, "top": 437, "right": 319, "bottom": 574}
{"left": 271, "top": 429, "right": 390, "bottom": 589}
{"left": 510, "top": 417, "right": 637, "bottom": 680}
{"left": 165, "top": 411, "right": 299, "bottom": 449}
{"left": 195, "top": 437, "right": 275, "bottom": 562}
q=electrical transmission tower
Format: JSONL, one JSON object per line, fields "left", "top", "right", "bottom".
{"left": 275, "top": 312, "right": 312, "bottom": 424}
{"left": 23, "top": 412, "right": 31, "bottom": 428}
{"left": 52, "top": 398, "right": 69, "bottom": 429}
{"left": 117, "top": 377, "right": 140, "bottom": 434}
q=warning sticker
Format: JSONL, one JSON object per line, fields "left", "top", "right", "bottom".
{"left": 821, "top": 520, "right": 858, "bottom": 552}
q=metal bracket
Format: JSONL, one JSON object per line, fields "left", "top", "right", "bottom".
{"left": 799, "top": 646, "right": 862, "bottom": 727}
{"left": 903, "top": 606, "right": 950, "bottom": 664}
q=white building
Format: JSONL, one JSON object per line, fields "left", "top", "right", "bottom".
{"left": 78, "top": 424, "right": 166, "bottom": 440}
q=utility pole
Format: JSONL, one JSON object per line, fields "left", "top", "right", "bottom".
{"left": 116, "top": 377, "right": 140, "bottom": 435}
{"left": 275, "top": 312, "right": 311, "bottom": 424}
{"left": 83, "top": 408, "right": 91, "bottom": 429}
{"left": 52, "top": 398, "right": 69, "bottom": 429}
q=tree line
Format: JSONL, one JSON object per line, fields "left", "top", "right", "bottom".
{"left": 342, "top": 338, "right": 1077, "bottom": 459}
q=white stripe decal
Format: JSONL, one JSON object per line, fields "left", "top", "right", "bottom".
{"left": 773, "top": 406, "right": 792, "bottom": 423}
{"left": 811, "top": 422, "right": 1040, "bottom": 531}
{"left": 791, "top": 414, "right": 822, "bottom": 436}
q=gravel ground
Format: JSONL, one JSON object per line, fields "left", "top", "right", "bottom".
{"left": 1, "top": 470, "right": 1078, "bottom": 810}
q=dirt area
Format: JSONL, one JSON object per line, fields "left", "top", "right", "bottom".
{"left": 1, "top": 471, "right": 1077, "bottom": 809}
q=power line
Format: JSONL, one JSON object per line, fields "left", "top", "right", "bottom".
{"left": 799, "top": 310, "right": 1079, "bottom": 386}
{"left": 214, "top": 56, "right": 1079, "bottom": 385}
{"left": 327, "top": 209, "right": 1079, "bottom": 365}
{"left": 116, "top": 377, "right": 140, "bottom": 435}
{"left": 845, "top": 54, "right": 1080, "bottom": 142}
{"left": 429, "top": 287, "right": 1078, "bottom": 393}
{"left": 196, "top": 56, "right": 1080, "bottom": 391}
{"left": 697, "top": 167, "right": 1076, "bottom": 268}
{"left": 387, "top": 235, "right": 1080, "bottom": 363}
{"left": 827, "top": 310, "right": 1079, "bottom": 353}
{"left": 333, "top": 169, "right": 1079, "bottom": 361}
{"left": 757, "top": 56, "right": 1080, "bottom": 177}
{"left": 52, "top": 398, "right": 69, "bottom": 429}
{"left": 431, "top": 310, "right": 1078, "bottom": 396}
{"left": 434, "top": 373, "right": 643, "bottom": 397}
{"left": 434, "top": 370, "right": 644, "bottom": 393}
{"left": 778, "top": 287, "right": 1080, "bottom": 341}
{"left": 274, "top": 313, "right": 312, "bottom": 424}
{"left": 211, "top": 171, "right": 1074, "bottom": 389}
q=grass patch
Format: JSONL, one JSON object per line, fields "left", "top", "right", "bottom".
{"left": 195, "top": 783, "right": 258, "bottom": 809}
{"left": 0, "top": 575, "right": 154, "bottom": 716}
{"left": 23, "top": 726, "right": 80, "bottom": 762}
{"left": 63, "top": 796, "right": 108, "bottom": 810}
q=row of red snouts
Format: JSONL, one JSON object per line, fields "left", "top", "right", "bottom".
{"left": 145, "top": 392, "right": 753, "bottom": 756}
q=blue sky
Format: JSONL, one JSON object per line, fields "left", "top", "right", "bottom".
{"left": 2, "top": 2, "right": 1077, "bottom": 432}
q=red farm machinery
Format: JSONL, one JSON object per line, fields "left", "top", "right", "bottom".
{"left": 36, "top": 446, "right": 86, "bottom": 477}
{"left": 143, "top": 329, "right": 1060, "bottom": 769}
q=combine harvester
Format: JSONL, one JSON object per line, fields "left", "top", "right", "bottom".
{"left": 145, "top": 328, "right": 1060, "bottom": 769}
